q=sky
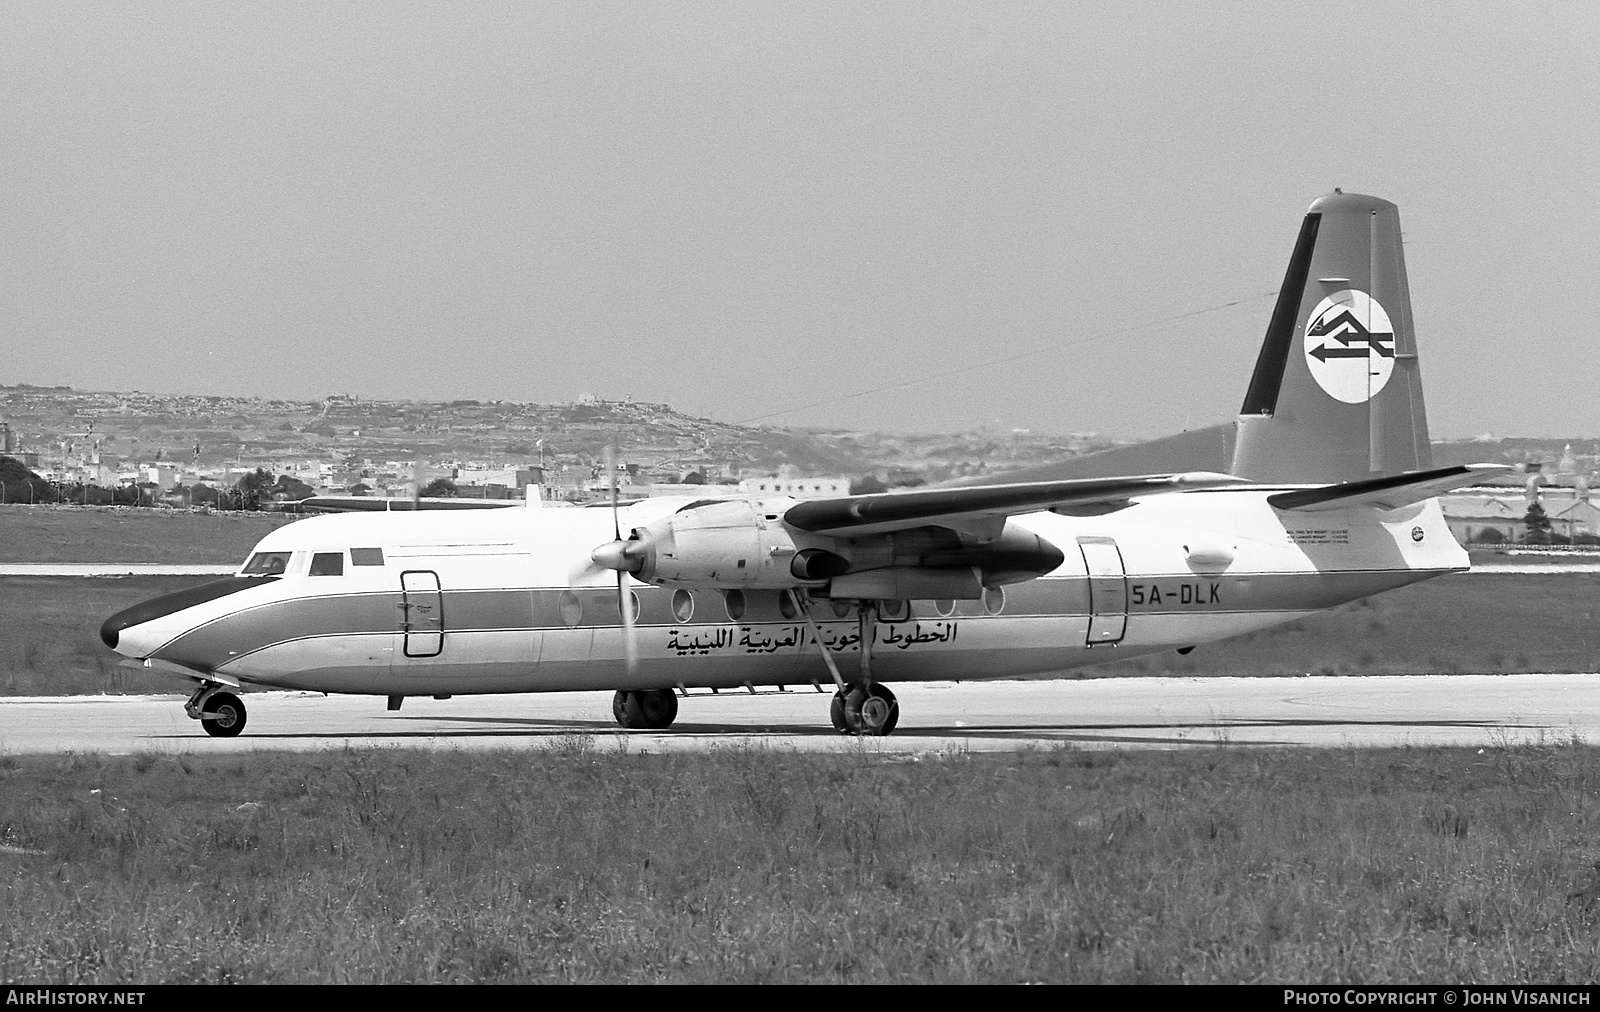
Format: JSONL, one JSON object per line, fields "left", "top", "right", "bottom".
{"left": 2, "top": 3, "right": 1597, "bottom": 439}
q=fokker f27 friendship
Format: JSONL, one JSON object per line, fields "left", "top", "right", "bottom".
{"left": 102, "top": 191, "right": 1503, "bottom": 737}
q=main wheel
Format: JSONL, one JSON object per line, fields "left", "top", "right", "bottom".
{"left": 830, "top": 692, "right": 849, "bottom": 733}
{"left": 636, "top": 688, "right": 678, "bottom": 728}
{"left": 201, "top": 691, "right": 247, "bottom": 738}
{"left": 842, "top": 684, "right": 898, "bottom": 736}
{"left": 619, "top": 688, "right": 679, "bottom": 729}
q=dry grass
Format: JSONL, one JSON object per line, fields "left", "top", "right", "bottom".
{"left": 2, "top": 744, "right": 1599, "bottom": 983}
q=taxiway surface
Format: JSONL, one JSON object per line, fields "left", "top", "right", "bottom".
{"left": 3, "top": 674, "right": 1596, "bottom": 755}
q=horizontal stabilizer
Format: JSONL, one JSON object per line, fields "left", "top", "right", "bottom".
{"left": 783, "top": 472, "right": 1247, "bottom": 537}
{"left": 1266, "top": 463, "right": 1509, "bottom": 513}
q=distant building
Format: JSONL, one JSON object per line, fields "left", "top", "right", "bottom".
{"left": 1442, "top": 488, "right": 1598, "bottom": 543}
{"left": 456, "top": 466, "right": 541, "bottom": 489}
{"left": 1440, "top": 494, "right": 1525, "bottom": 544}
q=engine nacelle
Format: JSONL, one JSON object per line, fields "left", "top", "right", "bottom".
{"left": 631, "top": 499, "right": 833, "bottom": 590}
{"left": 621, "top": 498, "right": 1066, "bottom": 596}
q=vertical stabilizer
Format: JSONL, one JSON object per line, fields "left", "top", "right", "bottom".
{"left": 1231, "top": 191, "right": 1431, "bottom": 483}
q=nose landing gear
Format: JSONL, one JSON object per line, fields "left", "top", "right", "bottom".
{"left": 185, "top": 684, "right": 247, "bottom": 738}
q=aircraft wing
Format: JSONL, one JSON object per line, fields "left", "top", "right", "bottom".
{"left": 1266, "top": 463, "right": 1510, "bottom": 512}
{"left": 782, "top": 472, "right": 1248, "bottom": 537}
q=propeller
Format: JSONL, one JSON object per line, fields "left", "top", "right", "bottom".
{"left": 602, "top": 445, "right": 638, "bottom": 675}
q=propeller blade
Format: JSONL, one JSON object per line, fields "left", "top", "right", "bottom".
{"left": 604, "top": 444, "right": 620, "bottom": 539}
{"left": 618, "top": 571, "right": 638, "bottom": 676}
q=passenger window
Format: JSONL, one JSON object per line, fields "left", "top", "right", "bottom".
{"left": 309, "top": 552, "right": 345, "bottom": 576}
{"left": 983, "top": 587, "right": 1006, "bottom": 615}
{"left": 672, "top": 589, "right": 694, "bottom": 623}
{"left": 242, "top": 552, "right": 291, "bottom": 576}
{"left": 559, "top": 591, "right": 583, "bottom": 627}
{"left": 350, "top": 548, "right": 384, "bottom": 567}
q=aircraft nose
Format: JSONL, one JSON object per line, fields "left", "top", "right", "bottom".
{"left": 100, "top": 577, "right": 278, "bottom": 654}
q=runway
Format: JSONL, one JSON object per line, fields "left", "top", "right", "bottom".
{"left": 0, "top": 562, "right": 1596, "bottom": 577}
{"left": 3, "top": 673, "right": 1597, "bottom": 755}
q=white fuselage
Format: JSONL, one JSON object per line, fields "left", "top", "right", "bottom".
{"left": 108, "top": 491, "right": 1466, "bottom": 696}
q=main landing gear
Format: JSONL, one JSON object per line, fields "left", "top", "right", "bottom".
{"left": 801, "top": 594, "right": 900, "bottom": 737}
{"left": 830, "top": 682, "right": 899, "bottom": 736}
{"left": 612, "top": 688, "right": 679, "bottom": 730}
{"left": 607, "top": 596, "right": 903, "bottom": 737}
{"left": 185, "top": 684, "right": 247, "bottom": 738}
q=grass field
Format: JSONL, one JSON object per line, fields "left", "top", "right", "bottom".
{"left": 0, "top": 577, "right": 207, "bottom": 695}
{"left": 1093, "top": 572, "right": 1600, "bottom": 679}
{"left": 2, "top": 744, "right": 1598, "bottom": 983}
{"left": 2, "top": 572, "right": 1593, "bottom": 697}
{"left": 0, "top": 505, "right": 297, "bottom": 564}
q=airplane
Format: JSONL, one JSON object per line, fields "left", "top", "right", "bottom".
{"left": 101, "top": 190, "right": 1505, "bottom": 738}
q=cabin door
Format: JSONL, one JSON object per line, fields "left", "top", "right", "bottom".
{"left": 1078, "top": 538, "right": 1127, "bottom": 646}
{"left": 400, "top": 570, "right": 445, "bottom": 658}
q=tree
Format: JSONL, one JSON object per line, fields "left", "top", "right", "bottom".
{"left": 0, "top": 456, "right": 56, "bottom": 503}
{"left": 1523, "top": 502, "right": 1553, "bottom": 544}
{"left": 237, "top": 467, "right": 274, "bottom": 498}
{"left": 273, "top": 474, "right": 316, "bottom": 500}
{"left": 421, "top": 478, "right": 457, "bottom": 498}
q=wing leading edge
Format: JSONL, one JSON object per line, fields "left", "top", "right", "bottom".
{"left": 782, "top": 472, "right": 1248, "bottom": 537}
{"left": 779, "top": 462, "right": 1507, "bottom": 537}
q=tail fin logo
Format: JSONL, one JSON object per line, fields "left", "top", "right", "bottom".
{"left": 1303, "top": 290, "right": 1395, "bottom": 403}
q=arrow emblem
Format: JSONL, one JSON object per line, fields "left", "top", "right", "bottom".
{"left": 1310, "top": 344, "right": 1381, "bottom": 362}
{"left": 1303, "top": 290, "right": 1397, "bottom": 404}
{"left": 1307, "top": 308, "right": 1394, "bottom": 361}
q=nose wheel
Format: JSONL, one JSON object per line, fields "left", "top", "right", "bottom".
{"left": 199, "top": 691, "right": 247, "bottom": 738}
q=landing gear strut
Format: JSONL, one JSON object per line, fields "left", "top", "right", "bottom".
{"left": 798, "top": 593, "right": 900, "bottom": 737}
{"left": 185, "top": 684, "right": 247, "bottom": 738}
{"left": 612, "top": 688, "right": 679, "bottom": 730}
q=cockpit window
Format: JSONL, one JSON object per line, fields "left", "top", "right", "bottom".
{"left": 242, "top": 552, "right": 292, "bottom": 576}
{"left": 350, "top": 548, "right": 384, "bottom": 567}
{"left": 309, "top": 552, "right": 345, "bottom": 576}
